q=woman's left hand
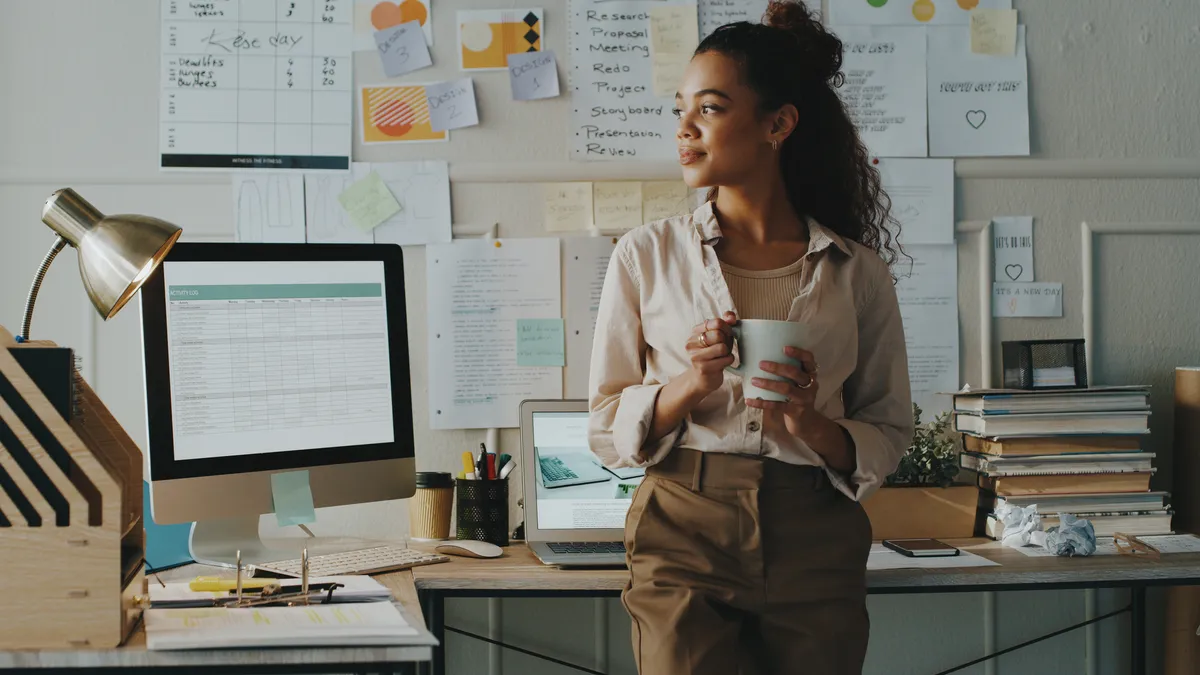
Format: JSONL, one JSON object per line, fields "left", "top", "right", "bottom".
{"left": 746, "top": 346, "right": 819, "bottom": 438}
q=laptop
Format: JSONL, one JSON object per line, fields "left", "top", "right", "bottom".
{"left": 520, "top": 400, "right": 644, "bottom": 567}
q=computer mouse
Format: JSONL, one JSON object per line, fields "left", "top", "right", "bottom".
{"left": 435, "top": 540, "right": 504, "bottom": 559}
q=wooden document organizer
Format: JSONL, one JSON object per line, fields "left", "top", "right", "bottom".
{"left": 0, "top": 325, "right": 145, "bottom": 649}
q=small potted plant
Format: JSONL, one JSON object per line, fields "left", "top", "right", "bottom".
{"left": 861, "top": 403, "right": 982, "bottom": 540}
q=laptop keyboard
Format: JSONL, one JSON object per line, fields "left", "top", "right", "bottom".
{"left": 547, "top": 542, "right": 626, "bottom": 554}
{"left": 539, "top": 456, "right": 580, "bottom": 482}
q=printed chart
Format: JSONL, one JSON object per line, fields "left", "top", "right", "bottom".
{"left": 160, "top": 0, "right": 353, "bottom": 171}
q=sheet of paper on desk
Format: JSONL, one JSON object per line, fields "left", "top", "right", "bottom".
{"left": 564, "top": 236, "right": 618, "bottom": 398}
{"left": 306, "top": 174, "right": 374, "bottom": 243}
{"left": 837, "top": 26, "right": 927, "bottom": 158}
{"left": 895, "top": 245, "right": 959, "bottom": 418}
{"left": 145, "top": 602, "right": 417, "bottom": 650}
{"left": 1136, "top": 534, "right": 1200, "bottom": 554}
{"left": 233, "top": 175, "right": 307, "bottom": 243}
{"left": 367, "top": 161, "right": 453, "bottom": 246}
{"left": 993, "top": 216, "right": 1034, "bottom": 282}
{"left": 426, "top": 238, "right": 563, "bottom": 429}
{"left": 1012, "top": 541, "right": 1120, "bottom": 557}
{"left": 927, "top": 25, "right": 1029, "bottom": 157}
{"left": 877, "top": 159, "right": 953, "bottom": 246}
{"left": 150, "top": 575, "right": 393, "bottom": 606}
{"left": 868, "top": 544, "right": 999, "bottom": 570}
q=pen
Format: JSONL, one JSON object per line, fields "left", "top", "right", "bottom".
{"left": 477, "top": 443, "right": 487, "bottom": 479}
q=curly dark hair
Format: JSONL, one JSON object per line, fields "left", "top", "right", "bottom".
{"left": 696, "top": 1, "right": 903, "bottom": 271}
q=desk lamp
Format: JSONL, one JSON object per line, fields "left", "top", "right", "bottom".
{"left": 15, "top": 188, "right": 183, "bottom": 341}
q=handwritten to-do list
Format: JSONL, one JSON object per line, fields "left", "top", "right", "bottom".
{"left": 161, "top": 0, "right": 352, "bottom": 171}
{"left": 568, "top": 0, "right": 686, "bottom": 161}
{"left": 837, "top": 26, "right": 927, "bottom": 158}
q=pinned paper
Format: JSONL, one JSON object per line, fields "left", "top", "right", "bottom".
{"left": 593, "top": 182, "right": 643, "bottom": 230}
{"left": 970, "top": 9, "right": 1018, "bottom": 56}
{"left": 425, "top": 79, "right": 479, "bottom": 131}
{"left": 544, "top": 183, "right": 594, "bottom": 232}
{"left": 516, "top": 318, "right": 566, "bottom": 366}
{"left": 270, "top": 470, "right": 317, "bottom": 527}
{"left": 641, "top": 181, "right": 690, "bottom": 222}
{"left": 458, "top": 9, "right": 543, "bottom": 70}
{"left": 338, "top": 171, "right": 402, "bottom": 232}
{"left": 649, "top": 5, "right": 699, "bottom": 97}
{"left": 993, "top": 216, "right": 1034, "bottom": 282}
{"left": 355, "top": 0, "right": 434, "bottom": 50}
{"left": 361, "top": 84, "right": 448, "bottom": 144}
{"left": 507, "top": 50, "right": 560, "bottom": 100}
{"left": 993, "top": 282, "right": 1063, "bottom": 318}
{"left": 374, "top": 21, "right": 433, "bottom": 77}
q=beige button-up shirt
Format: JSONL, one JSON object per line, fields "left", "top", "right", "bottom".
{"left": 587, "top": 201, "right": 913, "bottom": 502}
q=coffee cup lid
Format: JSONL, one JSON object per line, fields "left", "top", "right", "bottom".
{"left": 415, "top": 471, "right": 454, "bottom": 488}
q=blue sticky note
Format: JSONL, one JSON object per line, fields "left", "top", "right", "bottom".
{"left": 144, "top": 481, "right": 193, "bottom": 572}
{"left": 516, "top": 318, "right": 565, "bottom": 367}
{"left": 271, "top": 470, "right": 317, "bottom": 527}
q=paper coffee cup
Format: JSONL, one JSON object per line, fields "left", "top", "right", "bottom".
{"left": 410, "top": 472, "right": 455, "bottom": 541}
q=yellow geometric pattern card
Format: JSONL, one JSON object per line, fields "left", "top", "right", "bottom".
{"left": 360, "top": 84, "right": 449, "bottom": 144}
{"left": 457, "top": 9, "right": 543, "bottom": 71}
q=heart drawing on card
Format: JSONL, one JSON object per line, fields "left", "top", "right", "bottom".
{"left": 966, "top": 110, "right": 987, "bottom": 129}
{"left": 1004, "top": 264, "right": 1024, "bottom": 281}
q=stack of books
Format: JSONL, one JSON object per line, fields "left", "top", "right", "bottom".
{"left": 953, "top": 386, "right": 1172, "bottom": 538}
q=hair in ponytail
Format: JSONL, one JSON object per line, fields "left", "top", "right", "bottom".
{"left": 696, "top": 1, "right": 902, "bottom": 271}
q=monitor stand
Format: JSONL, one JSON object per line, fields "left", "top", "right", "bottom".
{"left": 189, "top": 516, "right": 381, "bottom": 569}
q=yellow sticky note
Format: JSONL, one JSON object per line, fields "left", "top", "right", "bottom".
{"left": 544, "top": 182, "right": 594, "bottom": 232}
{"left": 649, "top": 5, "right": 699, "bottom": 55}
{"left": 970, "top": 9, "right": 1018, "bottom": 56}
{"left": 337, "top": 171, "right": 402, "bottom": 232}
{"left": 593, "top": 182, "right": 643, "bottom": 231}
{"left": 652, "top": 53, "right": 692, "bottom": 98}
{"left": 642, "top": 181, "right": 690, "bottom": 222}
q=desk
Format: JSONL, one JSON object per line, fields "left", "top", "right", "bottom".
{"left": 411, "top": 539, "right": 1200, "bottom": 675}
{"left": 0, "top": 564, "right": 435, "bottom": 674}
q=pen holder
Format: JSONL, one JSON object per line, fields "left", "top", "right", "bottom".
{"left": 456, "top": 479, "right": 509, "bottom": 546}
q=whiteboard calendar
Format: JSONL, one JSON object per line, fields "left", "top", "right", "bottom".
{"left": 160, "top": 0, "right": 353, "bottom": 171}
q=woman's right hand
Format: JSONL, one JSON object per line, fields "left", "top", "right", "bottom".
{"left": 684, "top": 311, "right": 737, "bottom": 397}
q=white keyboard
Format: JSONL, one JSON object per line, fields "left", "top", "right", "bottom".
{"left": 254, "top": 545, "right": 450, "bottom": 578}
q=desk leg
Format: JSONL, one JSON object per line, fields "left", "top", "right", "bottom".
{"left": 1131, "top": 585, "right": 1146, "bottom": 675}
{"left": 419, "top": 589, "right": 446, "bottom": 675}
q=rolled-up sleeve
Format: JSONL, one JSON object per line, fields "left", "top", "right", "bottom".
{"left": 833, "top": 271, "right": 914, "bottom": 501}
{"left": 588, "top": 242, "right": 681, "bottom": 469}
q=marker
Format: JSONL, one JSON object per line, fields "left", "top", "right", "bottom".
{"left": 486, "top": 453, "right": 497, "bottom": 480}
{"left": 461, "top": 452, "right": 477, "bottom": 480}
{"left": 498, "top": 453, "right": 512, "bottom": 471}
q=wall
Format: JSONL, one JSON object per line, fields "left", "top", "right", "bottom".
{"left": 2, "top": 0, "right": 1199, "bottom": 673}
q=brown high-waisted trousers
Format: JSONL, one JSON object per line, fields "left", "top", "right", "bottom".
{"left": 622, "top": 448, "right": 872, "bottom": 675}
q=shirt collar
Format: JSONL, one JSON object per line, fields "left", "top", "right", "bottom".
{"left": 691, "top": 200, "right": 854, "bottom": 258}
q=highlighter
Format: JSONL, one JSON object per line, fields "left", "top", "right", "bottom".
{"left": 461, "top": 451, "right": 477, "bottom": 480}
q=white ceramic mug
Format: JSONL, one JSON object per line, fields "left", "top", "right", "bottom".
{"left": 725, "top": 319, "right": 813, "bottom": 402}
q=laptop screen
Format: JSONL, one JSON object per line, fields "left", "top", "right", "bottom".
{"left": 532, "top": 411, "right": 645, "bottom": 531}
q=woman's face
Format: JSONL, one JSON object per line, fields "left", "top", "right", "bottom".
{"left": 674, "top": 51, "right": 778, "bottom": 189}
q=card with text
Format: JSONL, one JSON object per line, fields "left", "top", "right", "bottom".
{"left": 374, "top": 21, "right": 432, "bottom": 77}
{"left": 425, "top": 78, "right": 479, "bottom": 131}
{"left": 993, "top": 216, "right": 1034, "bottom": 282}
{"left": 993, "top": 282, "right": 1062, "bottom": 318}
{"left": 508, "top": 50, "right": 560, "bottom": 100}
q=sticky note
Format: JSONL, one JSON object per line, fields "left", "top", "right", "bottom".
{"left": 374, "top": 21, "right": 433, "bottom": 77}
{"left": 507, "top": 50, "right": 560, "bottom": 101}
{"left": 650, "top": 5, "right": 699, "bottom": 97}
{"left": 425, "top": 78, "right": 480, "bottom": 132}
{"left": 516, "top": 318, "right": 566, "bottom": 367}
{"left": 338, "top": 171, "right": 402, "bottom": 232}
{"left": 593, "top": 182, "right": 643, "bottom": 230}
{"left": 543, "top": 183, "right": 594, "bottom": 232}
{"left": 270, "top": 470, "right": 317, "bottom": 527}
{"left": 642, "top": 181, "right": 690, "bottom": 222}
{"left": 970, "top": 9, "right": 1018, "bottom": 56}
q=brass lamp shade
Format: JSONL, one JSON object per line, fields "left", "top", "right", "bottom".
{"left": 41, "top": 188, "right": 183, "bottom": 320}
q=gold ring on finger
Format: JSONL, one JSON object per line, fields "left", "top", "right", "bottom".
{"left": 698, "top": 332, "right": 709, "bottom": 347}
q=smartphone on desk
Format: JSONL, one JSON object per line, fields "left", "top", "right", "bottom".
{"left": 882, "top": 539, "right": 960, "bottom": 558}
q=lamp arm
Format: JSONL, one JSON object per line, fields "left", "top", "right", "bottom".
{"left": 17, "top": 236, "right": 68, "bottom": 343}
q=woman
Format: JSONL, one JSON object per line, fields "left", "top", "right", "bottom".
{"left": 587, "top": 3, "right": 914, "bottom": 674}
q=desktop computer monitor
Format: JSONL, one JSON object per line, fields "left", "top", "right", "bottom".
{"left": 139, "top": 243, "right": 414, "bottom": 566}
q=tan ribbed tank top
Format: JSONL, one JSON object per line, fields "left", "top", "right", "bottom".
{"left": 720, "top": 256, "right": 805, "bottom": 321}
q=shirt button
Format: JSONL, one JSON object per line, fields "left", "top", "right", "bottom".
{"left": 747, "top": 422, "right": 760, "bottom": 432}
